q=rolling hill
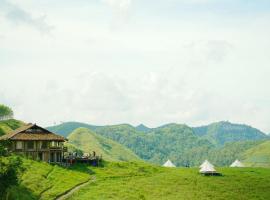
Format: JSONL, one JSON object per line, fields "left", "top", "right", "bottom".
{"left": 47, "top": 121, "right": 269, "bottom": 166}
{"left": 206, "top": 140, "right": 266, "bottom": 166}
{"left": 67, "top": 128, "right": 141, "bottom": 162}
{"left": 47, "top": 122, "right": 100, "bottom": 138}
{"left": 193, "top": 121, "right": 268, "bottom": 146}
{"left": 77, "top": 123, "right": 214, "bottom": 166}
{"left": 242, "top": 140, "right": 270, "bottom": 167}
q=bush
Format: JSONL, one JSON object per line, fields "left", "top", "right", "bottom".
{"left": 0, "top": 156, "right": 23, "bottom": 199}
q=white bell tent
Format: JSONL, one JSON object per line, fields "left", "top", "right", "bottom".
{"left": 230, "top": 160, "right": 244, "bottom": 167}
{"left": 199, "top": 160, "right": 214, "bottom": 169}
{"left": 199, "top": 160, "right": 221, "bottom": 175}
{"left": 163, "top": 160, "right": 176, "bottom": 167}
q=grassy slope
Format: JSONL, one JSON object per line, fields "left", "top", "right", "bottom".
{"left": 207, "top": 140, "right": 266, "bottom": 166}
{"left": 242, "top": 140, "right": 270, "bottom": 167}
{"left": 0, "top": 119, "right": 25, "bottom": 136}
{"left": 68, "top": 128, "right": 141, "bottom": 162}
{"left": 67, "top": 162, "right": 270, "bottom": 200}
{"left": 7, "top": 158, "right": 91, "bottom": 200}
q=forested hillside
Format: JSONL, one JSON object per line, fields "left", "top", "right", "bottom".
{"left": 94, "top": 123, "right": 213, "bottom": 166}
{"left": 48, "top": 121, "right": 269, "bottom": 167}
{"left": 68, "top": 128, "right": 141, "bottom": 162}
{"left": 193, "top": 121, "right": 268, "bottom": 146}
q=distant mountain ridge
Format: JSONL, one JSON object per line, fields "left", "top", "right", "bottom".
{"left": 46, "top": 121, "right": 269, "bottom": 166}
{"left": 47, "top": 122, "right": 100, "bottom": 137}
{"left": 0, "top": 119, "right": 269, "bottom": 167}
{"left": 193, "top": 121, "right": 268, "bottom": 146}
{"left": 135, "top": 124, "right": 151, "bottom": 132}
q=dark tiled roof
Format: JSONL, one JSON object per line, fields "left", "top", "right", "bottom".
{"left": 0, "top": 123, "right": 66, "bottom": 141}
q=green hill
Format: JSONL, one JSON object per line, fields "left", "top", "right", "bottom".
{"left": 193, "top": 121, "right": 268, "bottom": 146}
{"left": 242, "top": 140, "right": 270, "bottom": 167}
{"left": 206, "top": 140, "right": 266, "bottom": 166}
{"left": 48, "top": 121, "right": 269, "bottom": 167}
{"left": 67, "top": 128, "right": 141, "bottom": 162}
{"left": 0, "top": 119, "right": 25, "bottom": 136}
{"left": 93, "top": 123, "right": 213, "bottom": 166}
{"left": 47, "top": 122, "right": 100, "bottom": 138}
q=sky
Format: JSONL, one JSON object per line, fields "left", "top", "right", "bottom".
{"left": 0, "top": 0, "right": 270, "bottom": 132}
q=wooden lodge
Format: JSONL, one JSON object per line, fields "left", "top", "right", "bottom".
{"left": 0, "top": 123, "right": 67, "bottom": 163}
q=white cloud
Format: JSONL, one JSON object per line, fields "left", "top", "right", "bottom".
{"left": 102, "top": 0, "right": 132, "bottom": 27}
{"left": 0, "top": 0, "right": 53, "bottom": 33}
{"left": 0, "top": 0, "right": 269, "bottom": 132}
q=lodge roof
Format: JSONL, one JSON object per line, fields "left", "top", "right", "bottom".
{"left": 0, "top": 123, "right": 66, "bottom": 141}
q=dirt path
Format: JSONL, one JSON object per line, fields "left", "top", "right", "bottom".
{"left": 55, "top": 176, "right": 96, "bottom": 200}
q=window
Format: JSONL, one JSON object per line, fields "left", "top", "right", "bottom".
{"left": 27, "top": 141, "right": 34, "bottom": 149}
{"left": 51, "top": 141, "right": 59, "bottom": 147}
{"left": 16, "top": 141, "right": 23, "bottom": 149}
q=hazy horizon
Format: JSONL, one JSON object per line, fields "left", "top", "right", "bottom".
{"left": 1, "top": 0, "right": 270, "bottom": 132}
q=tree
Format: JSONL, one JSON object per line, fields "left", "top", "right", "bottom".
{"left": 0, "top": 104, "right": 14, "bottom": 120}
{"left": 0, "top": 156, "right": 23, "bottom": 199}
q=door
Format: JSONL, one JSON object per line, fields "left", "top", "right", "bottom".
{"left": 50, "top": 152, "right": 54, "bottom": 162}
{"left": 38, "top": 152, "right": 43, "bottom": 161}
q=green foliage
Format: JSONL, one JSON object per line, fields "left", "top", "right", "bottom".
{"left": 193, "top": 121, "right": 268, "bottom": 146}
{"left": 68, "top": 128, "right": 141, "bottom": 162}
{"left": 67, "top": 162, "right": 270, "bottom": 200}
{"left": 0, "top": 156, "right": 23, "bottom": 199}
{"left": 0, "top": 104, "right": 13, "bottom": 120}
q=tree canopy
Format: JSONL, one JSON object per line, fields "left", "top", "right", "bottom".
{"left": 0, "top": 104, "right": 14, "bottom": 120}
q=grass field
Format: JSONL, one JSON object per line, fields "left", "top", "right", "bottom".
{"left": 6, "top": 158, "right": 91, "bottom": 200}
{"left": 3, "top": 158, "right": 270, "bottom": 200}
{"left": 67, "top": 162, "right": 270, "bottom": 200}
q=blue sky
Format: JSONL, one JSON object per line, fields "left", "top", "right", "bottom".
{"left": 0, "top": 0, "right": 270, "bottom": 132}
